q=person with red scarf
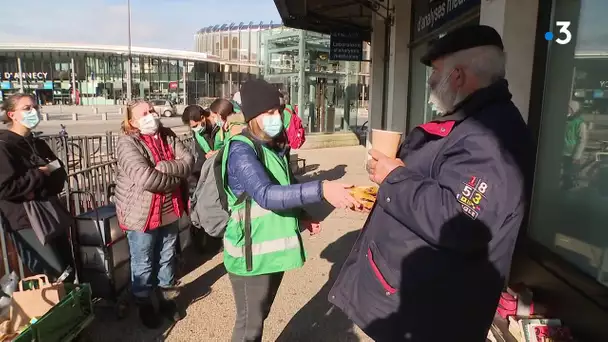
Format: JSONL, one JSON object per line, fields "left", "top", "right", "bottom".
{"left": 115, "top": 100, "right": 193, "bottom": 329}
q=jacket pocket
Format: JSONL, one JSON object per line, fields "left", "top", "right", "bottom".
{"left": 367, "top": 243, "right": 397, "bottom": 294}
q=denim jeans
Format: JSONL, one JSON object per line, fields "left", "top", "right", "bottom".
{"left": 228, "top": 272, "right": 284, "bottom": 342}
{"left": 127, "top": 220, "right": 179, "bottom": 299}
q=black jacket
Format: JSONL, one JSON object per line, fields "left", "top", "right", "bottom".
{"left": 0, "top": 130, "right": 67, "bottom": 231}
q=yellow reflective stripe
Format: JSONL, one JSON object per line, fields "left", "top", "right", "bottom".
{"left": 230, "top": 205, "right": 271, "bottom": 222}
{"left": 223, "top": 235, "right": 301, "bottom": 257}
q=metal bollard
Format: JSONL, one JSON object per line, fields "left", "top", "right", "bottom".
{"left": 93, "top": 107, "right": 98, "bottom": 114}
{"left": 101, "top": 112, "right": 107, "bottom": 120}
{"left": 118, "top": 107, "right": 123, "bottom": 115}
{"left": 42, "top": 112, "right": 49, "bottom": 121}
{"left": 72, "top": 112, "right": 78, "bottom": 121}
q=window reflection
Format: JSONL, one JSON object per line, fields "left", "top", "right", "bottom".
{"left": 529, "top": 0, "right": 608, "bottom": 287}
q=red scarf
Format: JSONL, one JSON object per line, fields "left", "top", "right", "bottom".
{"left": 139, "top": 133, "right": 185, "bottom": 231}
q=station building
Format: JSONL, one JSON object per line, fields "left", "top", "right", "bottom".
{"left": 195, "top": 21, "right": 372, "bottom": 132}
{"left": 0, "top": 43, "right": 256, "bottom": 106}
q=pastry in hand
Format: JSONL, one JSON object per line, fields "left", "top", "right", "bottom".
{"left": 350, "top": 186, "right": 378, "bottom": 210}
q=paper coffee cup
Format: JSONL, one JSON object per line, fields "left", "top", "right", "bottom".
{"left": 371, "top": 129, "right": 402, "bottom": 158}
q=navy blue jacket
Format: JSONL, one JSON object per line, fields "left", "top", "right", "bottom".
{"left": 227, "top": 137, "right": 323, "bottom": 211}
{"left": 328, "top": 80, "right": 534, "bottom": 341}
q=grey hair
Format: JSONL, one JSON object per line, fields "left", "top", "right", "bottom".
{"left": 443, "top": 46, "right": 506, "bottom": 87}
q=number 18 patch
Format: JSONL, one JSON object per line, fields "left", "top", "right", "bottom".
{"left": 455, "top": 176, "right": 489, "bottom": 219}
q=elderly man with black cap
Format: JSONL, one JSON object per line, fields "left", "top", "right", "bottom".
{"left": 328, "top": 25, "right": 534, "bottom": 341}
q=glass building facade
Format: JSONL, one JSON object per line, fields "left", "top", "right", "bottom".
{"left": 195, "top": 22, "right": 371, "bottom": 132}
{"left": 0, "top": 49, "right": 224, "bottom": 106}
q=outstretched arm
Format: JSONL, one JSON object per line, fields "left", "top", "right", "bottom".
{"left": 227, "top": 141, "right": 323, "bottom": 211}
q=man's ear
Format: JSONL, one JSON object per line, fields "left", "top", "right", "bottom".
{"left": 454, "top": 67, "right": 466, "bottom": 87}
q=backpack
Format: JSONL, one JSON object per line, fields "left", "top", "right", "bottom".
{"left": 190, "top": 135, "right": 264, "bottom": 238}
{"left": 283, "top": 105, "right": 306, "bottom": 149}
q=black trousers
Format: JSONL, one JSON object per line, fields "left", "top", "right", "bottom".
{"left": 228, "top": 272, "right": 284, "bottom": 342}
{"left": 11, "top": 228, "right": 75, "bottom": 282}
{"left": 561, "top": 155, "right": 577, "bottom": 190}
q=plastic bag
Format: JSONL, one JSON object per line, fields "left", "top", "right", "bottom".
{"left": 0, "top": 272, "right": 19, "bottom": 321}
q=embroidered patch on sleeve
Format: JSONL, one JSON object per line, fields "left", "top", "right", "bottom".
{"left": 455, "top": 176, "right": 489, "bottom": 219}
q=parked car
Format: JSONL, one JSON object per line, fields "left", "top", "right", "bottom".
{"left": 152, "top": 99, "right": 177, "bottom": 117}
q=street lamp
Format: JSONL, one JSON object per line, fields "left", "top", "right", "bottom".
{"left": 126, "top": 0, "right": 133, "bottom": 101}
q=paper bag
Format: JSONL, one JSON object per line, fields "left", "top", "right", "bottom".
{"left": 8, "top": 275, "right": 65, "bottom": 333}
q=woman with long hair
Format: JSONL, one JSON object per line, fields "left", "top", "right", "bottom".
{"left": 0, "top": 93, "right": 74, "bottom": 282}
{"left": 221, "top": 79, "right": 361, "bottom": 341}
{"left": 115, "top": 99, "right": 193, "bottom": 328}
{"left": 208, "top": 98, "right": 237, "bottom": 150}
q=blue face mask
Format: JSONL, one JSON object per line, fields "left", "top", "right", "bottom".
{"left": 20, "top": 109, "right": 40, "bottom": 129}
{"left": 262, "top": 114, "right": 283, "bottom": 137}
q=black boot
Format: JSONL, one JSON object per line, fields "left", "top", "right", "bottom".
{"left": 134, "top": 297, "right": 163, "bottom": 329}
{"left": 158, "top": 287, "right": 186, "bottom": 322}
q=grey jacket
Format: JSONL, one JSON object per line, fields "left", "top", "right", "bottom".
{"left": 115, "top": 128, "right": 193, "bottom": 231}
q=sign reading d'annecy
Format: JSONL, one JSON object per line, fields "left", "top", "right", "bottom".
{"left": 413, "top": 0, "right": 481, "bottom": 40}
{"left": 2, "top": 72, "right": 49, "bottom": 80}
{"left": 330, "top": 32, "right": 364, "bottom": 62}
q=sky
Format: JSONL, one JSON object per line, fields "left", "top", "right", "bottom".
{"left": 1, "top": 0, "right": 606, "bottom": 52}
{"left": 0, "top": 0, "right": 281, "bottom": 51}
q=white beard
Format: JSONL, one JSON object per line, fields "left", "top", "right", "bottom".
{"left": 429, "top": 88, "right": 464, "bottom": 115}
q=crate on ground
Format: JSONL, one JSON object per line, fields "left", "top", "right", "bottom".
{"left": 14, "top": 283, "right": 94, "bottom": 342}
{"left": 74, "top": 203, "right": 130, "bottom": 300}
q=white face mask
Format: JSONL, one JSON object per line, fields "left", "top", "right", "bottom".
{"left": 428, "top": 69, "right": 461, "bottom": 115}
{"left": 19, "top": 108, "right": 41, "bottom": 129}
{"left": 138, "top": 114, "right": 159, "bottom": 135}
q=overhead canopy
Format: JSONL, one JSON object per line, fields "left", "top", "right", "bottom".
{"left": 273, "top": 0, "right": 375, "bottom": 41}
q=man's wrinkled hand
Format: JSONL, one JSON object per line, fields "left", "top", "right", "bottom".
{"left": 368, "top": 149, "right": 405, "bottom": 184}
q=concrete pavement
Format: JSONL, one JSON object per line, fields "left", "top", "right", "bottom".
{"left": 81, "top": 146, "right": 374, "bottom": 342}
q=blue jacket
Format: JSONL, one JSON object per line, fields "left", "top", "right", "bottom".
{"left": 227, "top": 138, "right": 322, "bottom": 211}
{"left": 328, "top": 80, "right": 534, "bottom": 341}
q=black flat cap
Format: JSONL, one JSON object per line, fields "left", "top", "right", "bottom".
{"left": 421, "top": 25, "right": 504, "bottom": 66}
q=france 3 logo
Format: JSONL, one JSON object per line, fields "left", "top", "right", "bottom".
{"left": 544, "top": 21, "right": 573, "bottom": 45}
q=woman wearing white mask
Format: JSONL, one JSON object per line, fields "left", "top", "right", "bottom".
{"left": 0, "top": 93, "right": 73, "bottom": 282}
{"left": 115, "top": 99, "right": 193, "bottom": 329}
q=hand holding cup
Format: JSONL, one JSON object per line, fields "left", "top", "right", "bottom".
{"left": 367, "top": 149, "right": 405, "bottom": 185}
